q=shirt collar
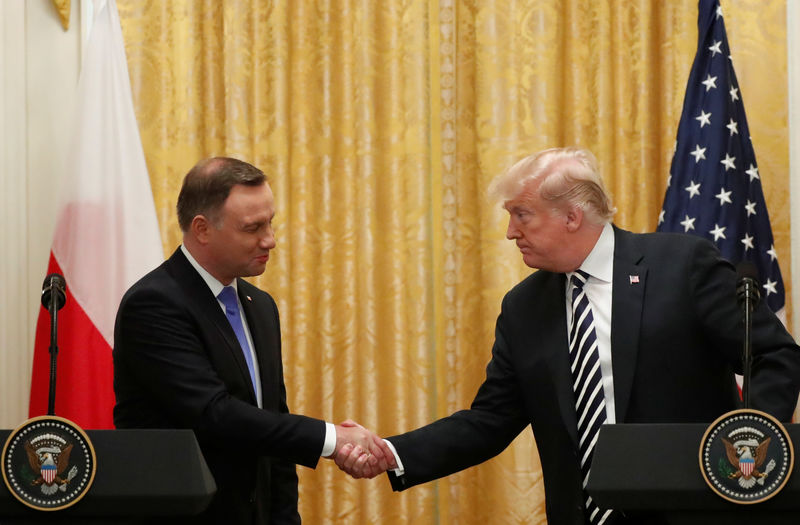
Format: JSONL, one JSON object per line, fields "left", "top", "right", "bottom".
{"left": 570, "top": 222, "right": 614, "bottom": 283}
{"left": 180, "top": 244, "right": 238, "bottom": 299}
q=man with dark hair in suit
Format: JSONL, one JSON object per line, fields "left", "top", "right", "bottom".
{"left": 113, "top": 157, "right": 393, "bottom": 524}
{"left": 336, "top": 147, "right": 800, "bottom": 525}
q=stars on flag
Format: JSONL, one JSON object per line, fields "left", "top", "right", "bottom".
{"left": 685, "top": 180, "right": 701, "bottom": 198}
{"left": 656, "top": 0, "right": 784, "bottom": 314}
{"left": 767, "top": 244, "right": 778, "bottom": 262}
{"left": 720, "top": 153, "right": 736, "bottom": 171}
{"left": 714, "top": 187, "right": 732, "bottom": 205}
{"left": 690, "top": 145, "right": 707, "bottom": 163}
{"left": 709, "top": 224, "right": 726, "bottom": 241}
{"left": 741, "top": 233, "right": 754, "bottom": 251}
{"left": 696, "top": 110, "right": 712, "bottom": 127}
{"left": 745, "top": 164, "right": 759, "bottom": 181}
{"left": 701, "top": 74, "right": 718, "bottom": 91}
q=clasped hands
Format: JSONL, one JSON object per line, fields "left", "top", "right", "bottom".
{"left": 328, "top": 420, "right": 396, "bottom": 479}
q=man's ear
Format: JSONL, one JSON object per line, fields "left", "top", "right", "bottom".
{"left": 565, "top": 206, "right": 583, "bottom": 233}
{"left": 191, "top": 215, "right": 211, "bottom": 245}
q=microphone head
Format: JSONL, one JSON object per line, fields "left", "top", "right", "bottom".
{"left": 41, "top": 273, "right": 67, "bottom": 311}
{"left": 735, "top": 262, "right": 761, "bottom": 306}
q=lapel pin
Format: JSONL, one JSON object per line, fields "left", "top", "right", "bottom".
{"left": 246, "top": 295, "right": 252, "bottom": 302}
{"left": 629, "top": 275, "right": 640, "bottom": 284}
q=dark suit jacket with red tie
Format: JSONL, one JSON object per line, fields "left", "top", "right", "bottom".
{"left": 386, "top": 226, "right": 800, "bottom": 525}
{"left": 113, "top": 247, "right": 326, "bottom": 524}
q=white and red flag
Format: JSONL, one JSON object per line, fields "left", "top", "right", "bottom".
{"left": 28, "top": 0, "right": 162, "bottom": 429}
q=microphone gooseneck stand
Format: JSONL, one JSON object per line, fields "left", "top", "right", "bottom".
{"left": 41, "top": 273, "right": 67, "bottom": 416}
{"left": 735, "top": 262, "right": 760, "bottom": 410}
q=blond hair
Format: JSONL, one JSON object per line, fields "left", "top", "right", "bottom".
{"left": 488, "top": 147, "right": 615, "bottom": 224}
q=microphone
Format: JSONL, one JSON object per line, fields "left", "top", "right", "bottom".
{"left": 736, "top": 262, "right": 760, "bottom": 311}
{"left": 735, "top": 262, "right": 760, "bottom": 409}
{"left": 41, "top": 273, "right": 67, "bottom": 311}
{"left": 40, "top": 273, "right": 66, "bottom": 416}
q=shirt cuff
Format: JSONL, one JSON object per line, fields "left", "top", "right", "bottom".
{"left": 321, "top": 422, "right": 336, "bottom": 457}
{"left": 383, "top": 438, "right": 405, "bottom": 476}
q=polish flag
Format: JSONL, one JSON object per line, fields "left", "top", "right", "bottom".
{"left": 28, "top": 0, "right": 162, "bottom": 429}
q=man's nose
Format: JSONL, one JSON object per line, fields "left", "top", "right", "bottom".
{"left": 262, "top": 230, "right": 276, "bottom": 249}
{"left": 506, "top": 219, "right": 520, "bottom": 239}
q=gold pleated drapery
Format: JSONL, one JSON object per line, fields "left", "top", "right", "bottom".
{"left": 117, "top": 1, "right": 790, "bottom": 523}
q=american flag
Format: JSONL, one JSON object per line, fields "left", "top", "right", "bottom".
{"left": 657, "top": 0, "right": 785, "bottom": 315}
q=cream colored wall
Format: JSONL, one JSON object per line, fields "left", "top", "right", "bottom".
{"left": 0, "top": 1, "right": 82, "bottom": 428}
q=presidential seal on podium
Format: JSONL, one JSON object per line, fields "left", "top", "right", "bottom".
{"left": 699, "top": 409, "right": 793, "bottom": 504}
{"left": 2, "top": 416, "right": 96, "bottom": 511}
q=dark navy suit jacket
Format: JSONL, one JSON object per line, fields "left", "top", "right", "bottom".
{"left": 386, "top": 227, "right": 800, "bottom": 525}
{"left": 114, "top": 247, "right": 325, "bottom": 524}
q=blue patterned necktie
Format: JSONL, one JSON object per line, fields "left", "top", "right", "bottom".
{"left": 569, "top": 270, "right": 613, "bottom": 525}
{"left": 217, "top": 286, "right": 258, "bottom": 393}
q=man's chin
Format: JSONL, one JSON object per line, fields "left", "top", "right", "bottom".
{"left": 521, "top": 254, "right": 540, "bottom": 269}
{"left": 244, "top": 262, "right": 268, "bottom": 277}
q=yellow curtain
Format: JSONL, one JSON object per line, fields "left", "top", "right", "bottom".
{"left": 117, "top": 1, "right": 789, "bottom": 523}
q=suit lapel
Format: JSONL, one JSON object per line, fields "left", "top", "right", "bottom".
{"left": 166, "top": 249, "right": 258, "bottom": 403}
{"left": 238, "top": 279, "right": 285, "bottom": 412}
{"left": 533, "top": 273, "right": 580, "bottom": 448}
{"left": 610, "top": 227, "right": 646, "bottom": 423}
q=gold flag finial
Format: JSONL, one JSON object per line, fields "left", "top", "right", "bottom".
{"left": 52, "top": 0, "right": 71, "bottom": 31}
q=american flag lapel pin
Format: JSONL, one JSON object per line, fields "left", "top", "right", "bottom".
{"left": 629, "top": 275, "right": 640, "bottom": 284}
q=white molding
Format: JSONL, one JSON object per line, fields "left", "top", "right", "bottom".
{"left": 0, "top": 1, "right": 29, "bottom": 428}
{"left": 0, "top": 0, "right": 82, "bottom": 428}
{"left": 789, "top": 0, "right": 800, "bottom": 339}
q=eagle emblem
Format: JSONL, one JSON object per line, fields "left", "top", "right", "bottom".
{"left": 700, "top": 409, "right": 793, "bottom": 504}
{"left": 720, "top": 427, "right": 777, "bottom": 489}
{"left": 24, "top": 433, "right": 79, "bottom": 495}
{"left": 2, "top": 416, "right": 96, "bottom": 511}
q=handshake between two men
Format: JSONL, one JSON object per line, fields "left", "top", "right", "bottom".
{"left": 330, "top": 420, "right": 398, "bottom": 479}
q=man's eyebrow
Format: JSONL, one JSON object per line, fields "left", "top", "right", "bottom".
{"left": 242, "top": 218, "right": 267, "bottom": 228}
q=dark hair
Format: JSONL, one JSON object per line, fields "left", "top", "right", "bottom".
{"left": 176, "top": 157, "right": 267, "bottom": 231}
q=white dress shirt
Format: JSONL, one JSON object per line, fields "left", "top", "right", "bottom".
{"left": 564, "top": 222, "right": 617, "bottom": 423}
